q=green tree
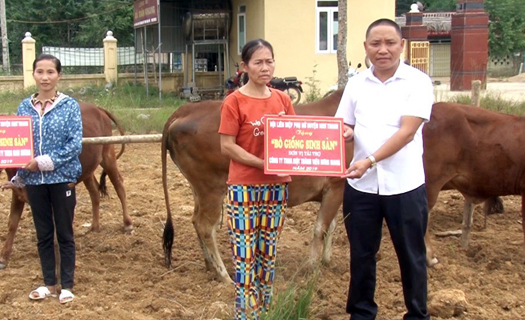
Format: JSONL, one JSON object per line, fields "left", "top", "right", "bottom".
{"left": 423, "top": 0, "right": 456, "bottom": 11}
{"left": 485, "top": 0, "right": 525, "bottom": 57}
{"left": 5, "top": 0, "right": 134, "bottom": 64}
{"left": 396, "top": 0, "right": 414, "bottom": 16}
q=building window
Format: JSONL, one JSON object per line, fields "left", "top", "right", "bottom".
{"left": 316, "top": 1, "right": 338, "bottom": 53}
{"left": 238, "top": 5, "right": 246, "bottom": 55}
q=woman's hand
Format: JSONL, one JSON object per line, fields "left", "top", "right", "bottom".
{"left": 23, "top": 159, "right": 39, "bottom": 172}
{"left": 1, "top": 182, "right": 15, "bottom": 191}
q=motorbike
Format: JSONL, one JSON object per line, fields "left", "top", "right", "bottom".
{"left": 323, "top": 61, "right": 362, "bottom": 98}
{"left": 225, "top": 63, "right": 304, "bottom": 105}
{"left": 225, "top": 63, "right": 246, "bottom": 96}
{"left": 267, "top": 76, "right": 303, "bottom": 106}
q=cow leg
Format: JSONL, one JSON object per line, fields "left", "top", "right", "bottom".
{"left": 101, "top": 146, "right": 132, "bottom": 232}
{"left": 522, "top": 196, "right": 525, "bottom": 252}
{"left": 483, "top": 197, "right": 504, "bottom": 229}
{"left": 83, "top": 175, "right": 101, "bottom": 232}
{"left": 484, "top": 196, "right": 504, "bottom": 216}
{"left": 0, "top": 193, "right": 25, "bottom": 269}
{"left": 310, "top": 188, "right": 342, "bottom": 266}
{"left": 424, "top": 184, "right": 442, "bottom": 267}
{"left": 460, "top": 201, "right": 474, "bottom": 249}
{"left": 192, "top": 193, "right": 231, "bottom": 284}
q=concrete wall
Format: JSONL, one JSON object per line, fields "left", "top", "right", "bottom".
{"left": 0, "top": 72, "right": 222, "bottom": 94}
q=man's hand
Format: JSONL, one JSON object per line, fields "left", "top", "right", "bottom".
{"left": 341, "top": 158, "right": 371, "bottom": 179}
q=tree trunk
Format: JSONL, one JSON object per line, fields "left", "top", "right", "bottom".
{"left": 0, "top": 0, "right": 10, "bottom": 74}
{"left": 337, "top": 0, "right": 348, "bottom": 88}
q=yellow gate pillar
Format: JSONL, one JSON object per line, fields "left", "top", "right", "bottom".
{"left": 22, "top": 32, "right": 36, "bottom": 88}
{"left": 103, "top": 31, "right": 118, "bottom": 85}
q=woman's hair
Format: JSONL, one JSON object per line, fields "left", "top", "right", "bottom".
{"left": 33, "top": 54, "right": 62, "bottom": 73}
{"left": 241, "top": 39, "right": 274, "bottom": 64}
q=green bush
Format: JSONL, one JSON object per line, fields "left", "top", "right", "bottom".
{"left": 304, "top": 64, "right": 323, "bottom": 103}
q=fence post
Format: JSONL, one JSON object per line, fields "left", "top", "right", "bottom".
{"left": 471, "top": 80, "right": 482, "bottom": 107}
{"left": 103, "top": 31, "right": 118, "bottom": 85}
{"left": 22, "top": 32, "right": 36, "bottom": 88}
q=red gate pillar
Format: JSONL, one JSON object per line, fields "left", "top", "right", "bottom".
{"left": 401, "top": 4, "right": 428, "bottom": 63}
{"left": 450, "top": 0, "right": 489, "bottom": 91}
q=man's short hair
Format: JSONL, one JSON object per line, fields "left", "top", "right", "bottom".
{"left": 365, "top": 18, "right": 402, "bottom": 39}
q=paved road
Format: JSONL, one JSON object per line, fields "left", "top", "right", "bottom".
{"left": 433, "top": 79, "right": 525, "bottom": 102}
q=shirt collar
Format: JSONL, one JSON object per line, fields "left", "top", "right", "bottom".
{"left": 365, "top": 60, "right": 409, "bottom": 83}
{"left": 31, "top": 91, "right": 61, "bottom": 107}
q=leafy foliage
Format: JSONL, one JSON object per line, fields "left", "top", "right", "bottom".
{"left": 5, "top": 0, "right": 135, "bottom": 64}
{"left": 424, "top": 0, "right": 456, "bottom": 11}
{"left": 485, "top": 0, "right": 525, "bottom": 58}
{"left": 396, "top": 0, "right": 414, "bottom": 16}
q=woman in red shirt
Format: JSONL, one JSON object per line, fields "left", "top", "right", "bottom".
{"left": 219, "top": 39, "right": 295, "bottom": 320}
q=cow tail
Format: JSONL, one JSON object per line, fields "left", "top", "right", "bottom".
{"left": 97, "top": 108, "right": 126, "bottom": 197}
{"left": 161, "top": 120, "right": 174, "bottom": 268}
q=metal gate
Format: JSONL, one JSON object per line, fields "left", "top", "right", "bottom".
{"left": 409, "top": 41, "right": 430, "bottom": 74}
{"left": 430, "top": 43, "right": 451, "bottom": 77}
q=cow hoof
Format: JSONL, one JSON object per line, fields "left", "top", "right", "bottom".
{"left": 0, "top": 261, "right": 7, "bottom": 270}
{"left": 218, "top": 275, "right": 233, "bottom": 284}
{"left": 124, "top": 225, "right": 134, "bottom": 234}
{"left": 427, "top": 257, "right": 439, "bottom": 267}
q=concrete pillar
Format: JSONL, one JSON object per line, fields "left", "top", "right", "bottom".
{"left": 22, "top": 32, "right": 36, "bottom": 88}
{"left": 401, "top": 4, "right": 428, "bottom": 64}
{"left": 450, "top": 0, "right": 489, "bottom": 91}
{"left": 103, "top": 31, "right": 118, "bottom": 84}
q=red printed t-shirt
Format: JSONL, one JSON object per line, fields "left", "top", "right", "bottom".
{"left": 219, "top": 89, "right": 296, "bottom": 185}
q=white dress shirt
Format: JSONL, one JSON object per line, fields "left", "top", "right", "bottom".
{"left": 335, "top": 62, "right": 434, "bottom": 195}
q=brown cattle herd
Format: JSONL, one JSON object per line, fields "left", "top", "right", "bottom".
{"left": 2, "top": 91, "right": 525, "bottom": 287}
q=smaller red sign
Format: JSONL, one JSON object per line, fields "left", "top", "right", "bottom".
{"left": 0, "top": 116, "right": 33, "bottom": 168}
{"left": 264, "top": 115, "right": 345, "bottom": 176}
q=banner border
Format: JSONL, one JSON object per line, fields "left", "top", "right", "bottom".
{"left": 264, "top": 115, "right": 345, "bottom": 177}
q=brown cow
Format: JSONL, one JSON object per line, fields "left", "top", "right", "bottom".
{"left": 423, "top": 102, "right": 525, "bottom": 262}
{"left": 161, "top": 91, "right": 507, "bottom": 282}
{"left": 0, "top": 102, "right": 132, "bottom": 269}
{"left": 161, "top": 91, "right": 349, "bottom": 283}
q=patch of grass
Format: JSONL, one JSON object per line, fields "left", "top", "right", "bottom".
{"left": 261, "top": 268, "right": 319, "bottom": 320}
{"left": 0, "top": 89, "right": 34, "bottom": 114}
{"left": 0, "top": 83, "right": 186, "bottom": 133}
{"left": 447, "top": 93, "right": 525, "bottom": 116}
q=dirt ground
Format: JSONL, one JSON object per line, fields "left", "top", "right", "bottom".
{"left": 1, "top": 143, "right": 525, "bottom": 320}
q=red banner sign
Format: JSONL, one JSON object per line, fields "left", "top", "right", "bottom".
{"left": 0, "top": 116, "right": 33, "bottom": 168}
{"left": 133, "top": 0, "right": 159, "bottom": 28}
{"left": 264, "top": 115, "right": 345, "bottom": 176}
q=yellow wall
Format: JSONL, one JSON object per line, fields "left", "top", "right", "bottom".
{"left": 230, "top": 0, "right": 265, "bottom": 68}
{"left": 230, "top": 0, "right": 395, "bottom": 100}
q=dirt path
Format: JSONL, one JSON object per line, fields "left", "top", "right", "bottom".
{"left": 1, "top": 143, "right": 525, "bottom": 320}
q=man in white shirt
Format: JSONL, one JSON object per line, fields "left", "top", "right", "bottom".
{"left": 335, "top": 18, "right": 434, "bottom": 320}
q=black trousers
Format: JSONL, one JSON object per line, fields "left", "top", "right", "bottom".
{"left": 26, "top": 183, "right": 76, "bottom": 289}
{"left": 342, "top": 184, "right": 429, "bottom": 320}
